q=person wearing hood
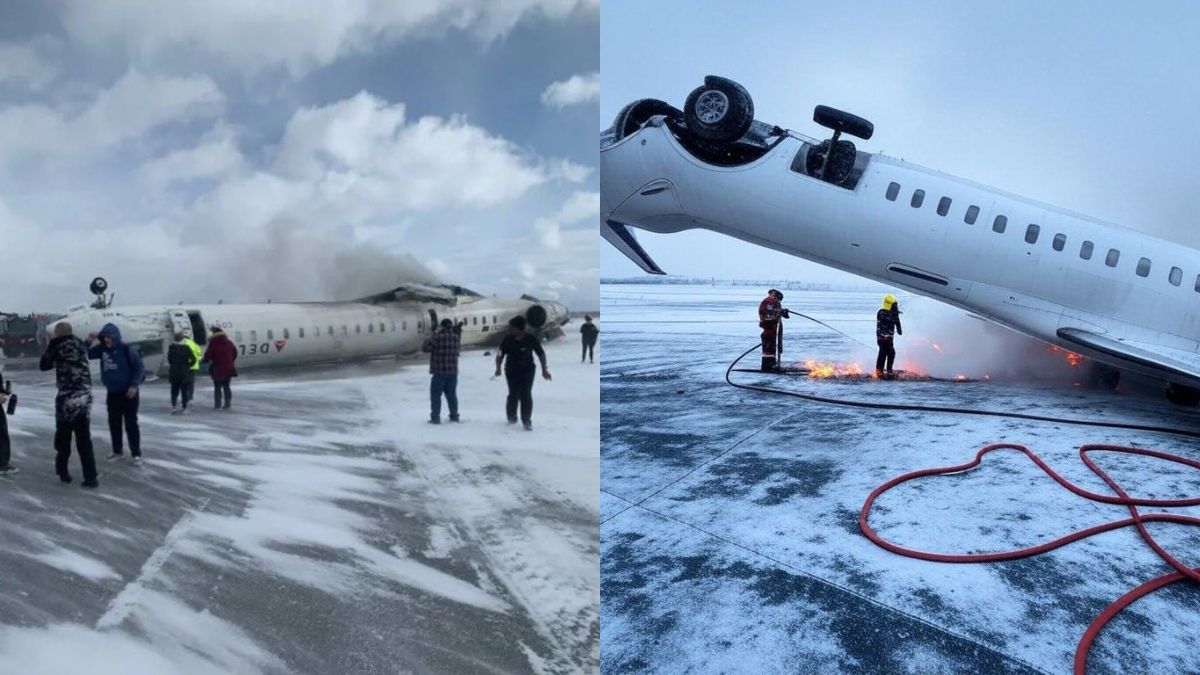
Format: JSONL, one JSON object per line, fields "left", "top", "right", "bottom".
{"left": 875, "top": 294, "right": 903, "bottom": 379}
{"left": 167, "top": 332, "right": 197, "bottom": 414}
{"left": 86, "top": 322, "right": 145, "bottom": 465}
{"left": 202, "top": 326, "right": 238, "bottom": 410}
{"left": 41, "top": 322, "right": 97, "bottom": 486}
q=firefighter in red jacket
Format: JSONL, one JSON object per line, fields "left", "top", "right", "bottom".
{"left": 758, "top": 289, "right": 790, "bottom": 371}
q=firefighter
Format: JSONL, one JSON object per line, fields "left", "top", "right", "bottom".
{"left": 758, "top": 289, "right": 790, "bottom": 371}
{"left": 875, "top": 294, "right": 903, "bottom": 379}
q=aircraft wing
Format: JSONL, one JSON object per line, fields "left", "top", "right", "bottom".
{"left": 1057, "top": 327, "right": 1200, "bottom": 388}
{"left": 602, "top": 220, "right": 665, "bottom": 275}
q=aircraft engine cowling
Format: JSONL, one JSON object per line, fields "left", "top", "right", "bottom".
{"left": 525, "top": 304, "right": 548, "bottom": 330}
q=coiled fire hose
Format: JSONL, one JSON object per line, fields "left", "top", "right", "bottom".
{"left": 725, "top": 341, "right": 1200, "bottom": 673}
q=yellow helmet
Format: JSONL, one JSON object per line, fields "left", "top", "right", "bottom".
{"left": 882, "top": 294, "right": 897, "bottom": 310}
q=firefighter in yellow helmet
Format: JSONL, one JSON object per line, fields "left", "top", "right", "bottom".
{"left": 875, "top": 294, "right": 902, "bottom": 379}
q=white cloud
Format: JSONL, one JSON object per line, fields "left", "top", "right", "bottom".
{"left": 61, "top": 0, "right": 599, "bottom": 78}
{"left": 137, "top": 133, "right": 245, "bottom": 186}
{"left": 270, "top": 91, "right": 555, "bottom": 213}
{"left": 540, "top": 71, "right": 600, "bottom": 109}
{"left": 0, "top": 39, "right": 60, "bottom": 90}
{"left": 0, "top": 69, "right": 223, "bottom": 168}
{"left": 533, "top": 190, "right": 598, "bottom": 250}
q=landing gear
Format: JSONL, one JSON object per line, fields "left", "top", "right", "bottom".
{"left": 611, "top": 98, "right": 682, "bottom": 142}
{"left": 683, "top": 76, "right": 754, "bottom": 144}
{"left": 1165, "top": 383, "right": 1200, "bottom": 406}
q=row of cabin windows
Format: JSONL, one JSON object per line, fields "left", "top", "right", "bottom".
{"left": 887, "top": 181, "right": 1198, "bottom": 291}
{"left": 232, "top": 315, "right": 501, "bottom": 345}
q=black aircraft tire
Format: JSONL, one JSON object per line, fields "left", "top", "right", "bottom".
{"left": 614, "top": 98, "right": 682, "bottom": 141}
{"left": 683, "top": 76, "right": 754, "bottom": 144}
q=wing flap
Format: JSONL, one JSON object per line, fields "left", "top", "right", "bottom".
{"left": 1057, "top": 327, "right": 1200, "bottom": 387}
{"left": 602, "top": 220, "right": 665, "bottom": 275}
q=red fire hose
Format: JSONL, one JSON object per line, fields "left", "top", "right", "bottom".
{"left": 723, "top": 342, "right": 1200, "bottom": 673}
{"left": 860, "top": 444, "right": 1200, "bottom": 674}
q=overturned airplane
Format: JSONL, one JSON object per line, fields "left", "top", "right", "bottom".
{"left": 602, "top": 75, "right": 1200, "bottom": 404}
{"left": 50, "top": 277, "right": 569, "bottom": 374}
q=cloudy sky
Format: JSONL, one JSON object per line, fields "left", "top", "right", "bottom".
{"left": 0, "top": 0, "right": 599, "bottom": 313}
{"left": 601, "top": 1, "right": 1200, "bottom": 283}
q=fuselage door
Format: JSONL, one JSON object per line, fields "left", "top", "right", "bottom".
{"left": 428, "top": 309, "right": 438, "bottom": 331}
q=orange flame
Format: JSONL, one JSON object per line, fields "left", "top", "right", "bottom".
{"left": 803, "top": 360, "right": 866, "bottom": 379}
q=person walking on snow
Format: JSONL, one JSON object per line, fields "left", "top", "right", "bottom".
{"left": 41, "top": 322, "right": 98, "bottom": 486}
{"left": 875, "top": 294, "right": 903, "bottom": 379}
{"left": 495, "top": 316, "right": 551, "bottom": 431}
{"left": 202, "top": 326, "right": 238, "bottom": 410}
{"left": 580, "top": 315, "right": 599, "bottom": 363}
{"left": 167, "top": 332, "right": 196, "bottom": 414}
{"left": 86, "top": 323, "right": 145, "bottom": 465}
{"left": 758, "top": 289, "right": 790, "bottom": 372}
{"left": 181, "top": 332, "right": 202, "bottom": 409}
{"left": 422, "top": 318, "right": 461, "bottom": 424}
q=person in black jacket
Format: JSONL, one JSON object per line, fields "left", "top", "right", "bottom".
{"left": 0, "top": 371, "right": 16, "bottom": 476}
{"left": 495, "top": 316, "right": 551, "bottom": 430}
{"left": 580, "top": 315, "right": 599, "bottom": 363}
{"left": 875, "top": 294, "right": 903, "bottom": 379}
{"left": 167, "top": 333, "right": 196, "bottom": 414}
{"left": 40, "top": 322, "right": 98, "bottom": 487}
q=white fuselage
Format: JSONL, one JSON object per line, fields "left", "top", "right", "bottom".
{"left": 602, "top": 122, "right": 1200, "bottom": 384}
{"left": 54, "top": 295, "right": 566, "bottom": 375}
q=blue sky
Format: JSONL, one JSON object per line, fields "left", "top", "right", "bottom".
{"left": 0, "top": 1, "right": 599, "bottom": 312}
{"left": 600, "top": 1, "right": 1200, "bottom": 282}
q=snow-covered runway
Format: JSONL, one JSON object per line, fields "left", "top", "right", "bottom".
{"left": 0, "top": 339, "right": 598, "bottom": 674}
{"left": 601, "top": 284, "right": 1200, "bottom": 674}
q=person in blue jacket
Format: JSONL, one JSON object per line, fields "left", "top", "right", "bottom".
{"left": 86, "top": 323, "right": 145, "bottom": 465}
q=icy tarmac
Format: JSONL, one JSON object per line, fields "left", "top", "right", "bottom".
{"left": 601, "top": 284, "right": 1200, "bottom": 674}
{"left": 0, "top": 339, "right": 598, "bottom": 674}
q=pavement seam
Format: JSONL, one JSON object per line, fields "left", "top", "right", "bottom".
{"left": 599, "top": 488, "right": 638, "bottom": 524}
{"left": 620, "top": 500, "right": 1051, "bottom": 675}
{"left": 96, "top": 496, "right": 211, "bottom": 630}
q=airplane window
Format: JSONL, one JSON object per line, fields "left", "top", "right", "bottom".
{"left": 885, "top": 182, "right": 900, "bottom": 201}
{"left": 402, "top": 321, "right": 407, "bottom": 331}
{"left": 992, "top": 215, "right": 1007, "bottom": 233}
{"left": 267, "top": 329, "right": 274, "bottom": 340}
{"left": 1024, "top": 224, "right": 1040, "bottom": 244}
{"left": 235, "top": 331, "right": 243, "bottom": 343}
{"left": 1080, "top": 240, "right": 1094, "bottom": 260}
{"left": 356, "top": 324, "right": 361, "bottom": 334}
{"left": 1136, "top": 257, "right": 1151, "bottom": 277}
{"left": 493, "top": 316, "right": 497, "bottom": 324}
{"left": 379, "top": 322, "right": 385, "bottom": 333}
{"left": 283, "top": 328, "right": 290, "bottom": 339}
{"left": 964, "top": 205, "right": 979, "bottom": 224}
{"left": 936, "top": 197, "right": 951, "bottom": 216}
{"left": 368, "top": 323, "right": 374, "bottom": 333}
{"left": 327, "top": 325, "right": 333, "bottom": 336}
{"left": 1052, "top": 233, "right": 1066, "bottom": 251}
{"left": 250, "top": 330, "right": 258, "bottom": 342}
{"left": 1170, "top": 267, "right": 1182, "bottom": 286}
{"left": 391, "top": 322, "right": 396, "bottom": 332}
{"left": 342, "top": 325, "right": 348, "bottom": 335}
{"left": 910, "top": 189, "right": 924, "bottom": 208}
{"left": 298, "top": 327, "right": 304, "bottom": 338}
{"left": 1106, "top": 249, "right": 1120, "bottom": 267}
{"left": 473, "top": 316, "right": 478, "bottom": 325}
{"left": 1195, "top": 275, "right": 1200, "bottom": 292}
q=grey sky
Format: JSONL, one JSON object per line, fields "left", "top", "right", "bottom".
{"left": 0, "top": 1, "right": 599, "bottom": 313}
{"left": 600, "top": 1, "right": 1200, "bottom": 282}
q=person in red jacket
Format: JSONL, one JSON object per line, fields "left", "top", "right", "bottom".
{"left": 202, "top": 326, "right": 238, "bottom": 410}
{"left": 758, "top": 289, "right": 790, "bottom": 371}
